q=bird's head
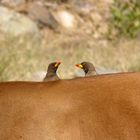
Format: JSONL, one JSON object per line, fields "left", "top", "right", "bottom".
{"left": 75, "top": 61, "right": 95, "bottom": 74}
{"left": 47, "top": 61, "right": 61, "bottom": 74}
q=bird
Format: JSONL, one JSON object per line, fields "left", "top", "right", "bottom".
{"left": 75, "top": 61, "right": 97, "bottom": 77}
{"left": 43, "top": 61, "right": 61, "bottom": 82}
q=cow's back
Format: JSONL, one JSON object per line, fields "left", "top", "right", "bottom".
{"left": 0, "top": 72, "right": 140, "bottom": 140}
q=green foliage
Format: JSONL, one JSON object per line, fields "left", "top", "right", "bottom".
{"left": 110, "top": 0, "right": 140, "bottom": 38}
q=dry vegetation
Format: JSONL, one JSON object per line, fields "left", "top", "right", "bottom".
{"left": 0, "top": 0, "right": 140, "bottom": 81}
{"left": 0, "top": 31, "right": 140, "bottom": 81}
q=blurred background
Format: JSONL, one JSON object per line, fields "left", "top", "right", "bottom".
{"left": 0, "top": 0, "right": 140, "bottom": 81}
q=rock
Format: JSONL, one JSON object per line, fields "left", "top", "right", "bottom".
{"left": 27, "top": 2, "right": 59, "bottom": 29}
{"left": 55, "top": 10, "right": 76, "bottom": 29}
{"left": 72, "top": 1, "right": 94, "bottom": 15}
{"left": 0, "top": 6, "right": 40, "bottom": 37}
{"left": 1, "top": 0, "right": 26, "bottom": 8}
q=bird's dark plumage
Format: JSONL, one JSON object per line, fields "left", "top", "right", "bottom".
{"left": 43, "top": 61, "right": 61, "bottom": 82}
{"left": 76, "top": 61, "right": 97, "bottom": 77}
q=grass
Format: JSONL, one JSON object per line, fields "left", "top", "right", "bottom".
{"left": 0, "top": 32, "right": 140, "bottom": 81}
{"left": 109, "top": 0, "right": 140, "bottom": 38}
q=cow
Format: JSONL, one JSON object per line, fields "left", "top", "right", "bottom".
{"left": 0, "top": 72, "right": 140, "bottom": 140}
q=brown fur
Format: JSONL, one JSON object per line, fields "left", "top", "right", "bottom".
{"left": 0, "top": 72, "right": 140, "bottom": 140}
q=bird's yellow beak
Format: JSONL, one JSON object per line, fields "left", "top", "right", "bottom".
{"left": 54, "top": 61, "right": 61, "bottom": 67}
{"left": 75, "top": 64, "right": 83, "bottom": 69}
